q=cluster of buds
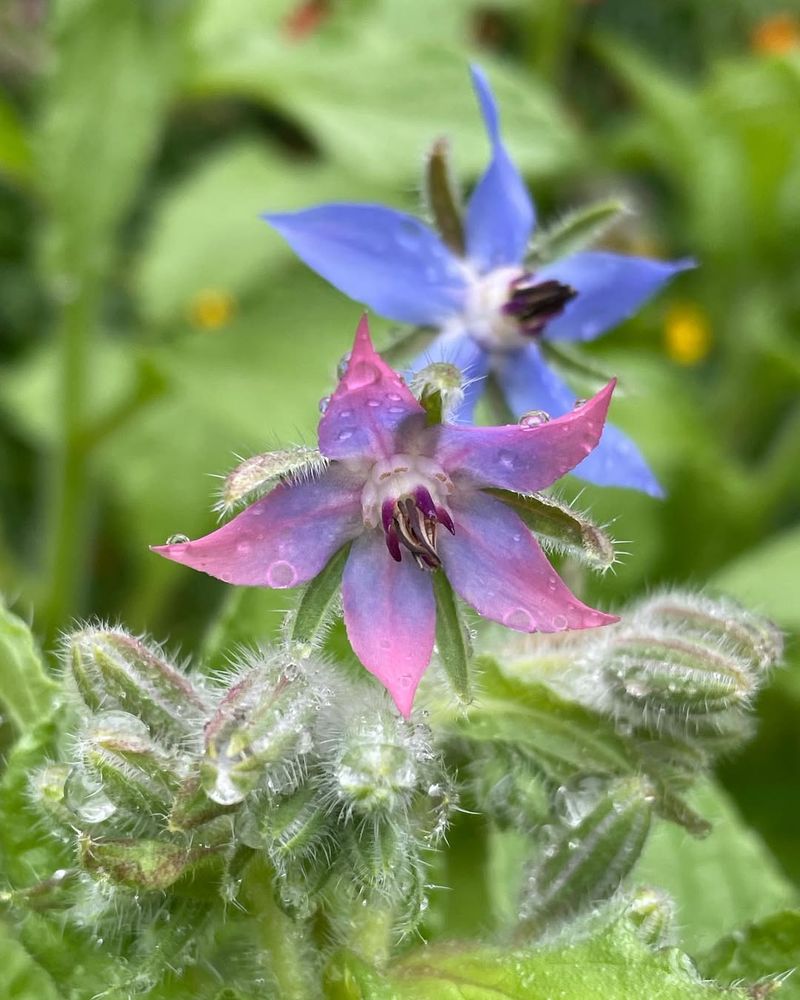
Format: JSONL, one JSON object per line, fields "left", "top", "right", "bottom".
{"left": 29, "top": 624, "right": 454, "bottom": 949}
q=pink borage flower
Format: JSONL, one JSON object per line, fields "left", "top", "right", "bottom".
{"left": 153, "top": 317, "right": 618, "bottom": 716}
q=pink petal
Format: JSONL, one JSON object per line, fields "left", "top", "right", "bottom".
{"left": 319, "top": 315, "right": 424, "bottom": 462}
{"left": 430, "top": 380, "right": 615, "bottom": 494}
{"left": 438, "top": 490, "right": 618, "bottom": 633}
{"left": 342, "top": 529, "right": 435, "bottom": 717}
{"left": 152, "top": 467, "right": 363, "bottom": 588}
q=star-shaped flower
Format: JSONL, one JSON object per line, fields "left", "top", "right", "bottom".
{"left": 153, "top": 317, "right": 618, "bottom": 717}
{"left": 263, "top": 65, "right": 693, "bottom": 497}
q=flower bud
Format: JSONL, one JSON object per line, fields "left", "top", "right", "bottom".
{"left": 30, "top": 764, "right": 73, "bottom": 831}
{"left": 626, "top": 886, "right": 676, "bottom": 947}
{"left": 78, "top": 835, "right": 209, "bottom": 891}
{"left": 201, "top": 649, "right": 320, "bottom": 805}
{"left": 80, "top": 710, "right": 184, "bottom": 817}
{"left": 410, "top": 362, "right": 465, "bottom": 424}
{"left": 214, "top": 447, "right": 328, "bottom": 516}
{"left": 518, "top": 776, "right": 654, "bottom": 936}
{"left": 629, "top": 591, "right": 783, "bottom": 673}
{"left": 66, "top": 626, "right": 208, "bottom": 744}
{"left": 237, "top": 785, "right": 330, "bottom": 869}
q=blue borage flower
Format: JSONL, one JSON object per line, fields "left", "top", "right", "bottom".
{"left": 263, "top": 64, "right": 694, "bottom": 496}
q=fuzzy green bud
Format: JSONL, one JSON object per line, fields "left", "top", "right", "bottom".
{"left": 66, "top": 626, "right": 208, "bottom": 744}
{"left": 78, "top": 836, "right": 209, "bottom": 891}
{"left": 80, "top": 710, "right": 184, "bottom": 816}
{"left": 201, "top": 650, "right": 320, "bottom": 805}
{"left": 168, "top": 772, "right": 237, "bottom": 831}
{"left": 626, "top": 886, "right": 676, "bottom": 947}
{"left": 411, "top": 362, "right": 465, "bottom": 424}
{"left": 237, "top": 785, "right": 330, "bottom": 869}
{"left": 518, "top": 776, "right": 654, "bottom": 936}
{"left": 214, "top": 447, "right": 328, "bottom": 516}
{"left": 30, "top": 764, "right": 73, "bottom": 830}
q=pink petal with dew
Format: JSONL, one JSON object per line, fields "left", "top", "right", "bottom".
{"left": 439, "top": 490, "right": 618, "bottom": 632}
{"left": 151, "top": 467, "right": 363, "bottom": 588}
{"left": 342, "top": 529, "right": 435, "bottom": 718}
{"left": 318, "top": 315, "right": 424, "bottom": 463}
{"left": 430, "top": 380, "right": 615, "bottom": 494}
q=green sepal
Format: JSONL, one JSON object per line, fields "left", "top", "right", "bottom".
{"left": 432, "top": 570, "right": 472, "bottom": 704}
{"left": 424, "top": 136, "right": 465, "bottom": 255}
{"left": 168, "top": 772, "right": 237, "bottom": 831}
{"left": 528, "top": 197, "right": 629, "bottom": 264}
{"left": 237, "top": 784, "right": 330, "bottom": 866}
{"left": 450, "top": 658, "right": 639, "bottom": 783}
{"left": 411, "top": 362, "right": 465, "bottom": 425}
{"left": 518, "top": 776, "right": 654, "bottom": 936}
{"left": 214, "top": 446, "right": 328, "bottom": 517}
{"left": 288, "top": 543, "right": 350, "bottom": 650}
{"left": 653, "top": 787, "right": 712, "bottom": 839}
{"left": 488, "top": 488, "right": 616, "bottom": 571}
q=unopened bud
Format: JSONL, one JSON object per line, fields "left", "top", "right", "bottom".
{"left": 629, "top": 591, "right": 783, "bottom": 674}
{"left": 202, "top": 650, "right": 319, "bottom": 805}
{"left": 237, "top": 785, "right": 330, "bottom": 868}
{"left": 626, "top": 886, "right": 676, "bottom": 947}
{"left": 214, "top": 447, "right": 328, "bottom": 516}
{"left": 518, "top": 777, "right": 654, "bottom": 936}
{"left": 81, "top": 710, "right": 184, "bottom": 816}
{"left": 30, "top": 764, "right": 73, "bottom": 830}
{"left": 78, "top": 836, "right": 209, "bottom": 891}
{"left": 66, "top": 626, "right": 208, "bottom": 744}
{"left": 411, "top": 362, "right": 465, "bottom": 424}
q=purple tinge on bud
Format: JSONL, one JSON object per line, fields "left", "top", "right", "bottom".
{"left": 502, "top": 276, "right": 577, "bottom": 337}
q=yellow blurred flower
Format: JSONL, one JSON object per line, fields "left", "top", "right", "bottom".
{"left": 664, "top": 303, "right": 712, "bottom": 366}
{"left": 752, "top": 13, "right": 800, "bottom": 55}
{"left": 188, "top": 289, "right": 235, "bottom": 331}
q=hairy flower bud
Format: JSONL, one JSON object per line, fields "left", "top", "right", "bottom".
{"left": 214, "top": 446, "right": 329, "bottom": 516}
{"left": 626, "top": 886, "right": 676, "bottom": 947}
{"left": 78, "top": 836, "right": 211, "bottom": 891}
{"left": 201, "top": 650, "right": 321, "bottom": 805}
{"left": 518, "top": 776, "right": 654, "bottom": 936}
{"left": 237, "top": 785, "right": 330, "bottom": 870}
{"left": 410, "top": 362, "right": 465, "bottom": 423}
{"left": 30, "top": 764, "right": 73, "bottom": 831}
{"left": 66, "top": 625, "right": 208, "bottom": 744}
{"left": 80, "top": 710, "right": 184, "bottom": 817}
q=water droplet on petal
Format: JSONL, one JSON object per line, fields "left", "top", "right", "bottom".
{"left": 236, "top": 541, "right": 252, "bottom": 555}
{"left": 551, "top": 613, "right": 568, "bottom": 631}
{"left": 503, "top": 607, "right": 534, "bottom": 630}
{"left": 518, "top": 409, "right": 550, "bottom": 429}
{"left": 386, "top": 392, "right": 403, "bottom": 402}
{"left": 572, "top": 398, "right": 587, "bottom": 409}
{"left": 387, "top": 405, "right": 406, "bottom": 414}
{"left": 339, "top": 409, "right": 353, "bottom": 419}
{"left": 400, "top": 673, "right": 413, "bottom": 688}
{"left": 366, "top": 398, "right": 381, "bottom": 408}
{"left": 166, "top": 533, "right": 190, "bottom": 545}
{"left": 318, "top": 395, "right": 331, "bottom": 414}
{"left": 337, "top": 428, "right": 354, "bottom": 441}
{"left": 347, "top": 360, "right": 380, "bottom": 388}
{"left": 336, "top": 352, "right": 351, "bottom": 379}
{"left": 267, "top": 560, "right": 298, "bottom": 587}
{"left": 379, "top": 639, "right": 392, "bottom": 650}
{"left": 498, "top": 449, "right": 518, "bottom": 469}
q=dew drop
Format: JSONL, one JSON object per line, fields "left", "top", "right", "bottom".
{"left": 552, "top": 613, "right": 568, "bottom": 631}
{"left": 336, "top": 351, "right": 351, "bottom": 379}
{"left": 337, "top": 428, "right": 354, "bottom": 441}
{"left": 236, "top": 541, "right": 252, "bottom": 555}
{"left": 166, "top": 533, "right": 190, "bottom": 545}
{"left": 318, "top": 395, "right": 331, "bottom": 414}
{"left": 387, "top": 405, "right": 406, "bottom": 414}
{"left": 386, "top": 392, "right": 403, "bottom": 402}
{"left": 347, "top": 360, "right": 380, "bottom": 388}
{"left": 267, "top": 560, "right": 297, "bottom": 587}
{"left": 518, "top": 409, "right": 550, "bottom": 429}
{"left": 400, "top": 673, "right": 413, "bottom": 688}
{"left": 339, "top": 409, "right": 353, "bottom": 419}
{"left": 503, "top": 607, "right": 534, "bottom": 630}
{"left": 498, "top": 449, "right": 518, "bottom": 469}
{"left": 366, "top": 397, "right": 381, "bottom": 407}
{"left": 572, "top": 398, "right": 587, "bottom": 409}
{"left": 379, "top": 639, "right": 392, "bottom": 650}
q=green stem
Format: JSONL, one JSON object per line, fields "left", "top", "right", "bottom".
{"left": 41, "top": 279, "right": 98, "bottom": 644}
{"left": 242, "top": 857, "right": 319, "bottom": 999}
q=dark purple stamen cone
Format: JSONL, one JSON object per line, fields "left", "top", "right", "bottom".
{"left": 503, "top": 278, "right": 577, "bottom": 337}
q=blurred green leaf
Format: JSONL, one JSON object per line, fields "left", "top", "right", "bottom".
{"left": 0, "top": 95, "right": 32, "bottom": 185}
{"left": 0, "top": 926, "right": 61, "bottom": 1000}
{"left": 0, "top": 598, "right": 58, "bottom": 732}
{"left": 326, "top": 920, "right": 737, "bottom": 999}
{"left": 713, "top": 524, "right": 800, "bottom": 629}
{"left": 698, "top": 910, "right": 800, "bottom": 999}
{"left": 637, "top": 781, "right": 798, "bottom": 952}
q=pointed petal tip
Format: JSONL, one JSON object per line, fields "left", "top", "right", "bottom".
{"left": 387, "top": 681, "right": 418, "bottom": 720}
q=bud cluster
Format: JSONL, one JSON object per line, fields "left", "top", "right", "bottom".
{"left": 28, "top": 623, "right": 455, "bottom": 957}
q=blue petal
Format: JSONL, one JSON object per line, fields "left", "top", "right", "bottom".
{"left": 537, "top": 251, "right": 695, "bottom": 342}
{"left": 263, "top": 204, "right": 469, "bottom": 325}
{"left": 496, "top": 343, "right": 664, "bottom": 496}
{"left": 407, "top": 331, "right": 490, "bottom": 423}
{"left": 465, "top": 65, "right": 536, "bottom": 273}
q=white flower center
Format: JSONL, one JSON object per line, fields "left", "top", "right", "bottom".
{"left": 361, "top": 454, "right": 453, "bottom": 528}
{"left": 459, "top": 265, "right": 527, "bottom": 351}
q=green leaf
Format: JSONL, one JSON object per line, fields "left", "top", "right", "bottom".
{"left": 636, "top": 781, "right": 798, "bottom": 952}
{"left": 698, "top": 910, "right": 800, "bottom": 999}
{"left": 432, "top": 572, "right": 472, "bottom": 704}
{"left": 713, "top": 524, "right": 800, "bottom": 629}
{"left": 447, "top": 658, "right": 639, "bottom": 781}
{"left": 488, "top": 489, "right": 616, "bottom": 571}
{"left": 289, "top": 544, "right": 350, "bottom": 650}
{"left": 528, "top": 198, "right": 629, "bottom": 264}
{"left": 0, "top": 598, "right": 58, "bottom": 732}
{"left": 326, "top": 920, "right": 738, "bottom": 999}
{"left": 0, "top": 925, "right": 62, "bottom": 1000}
